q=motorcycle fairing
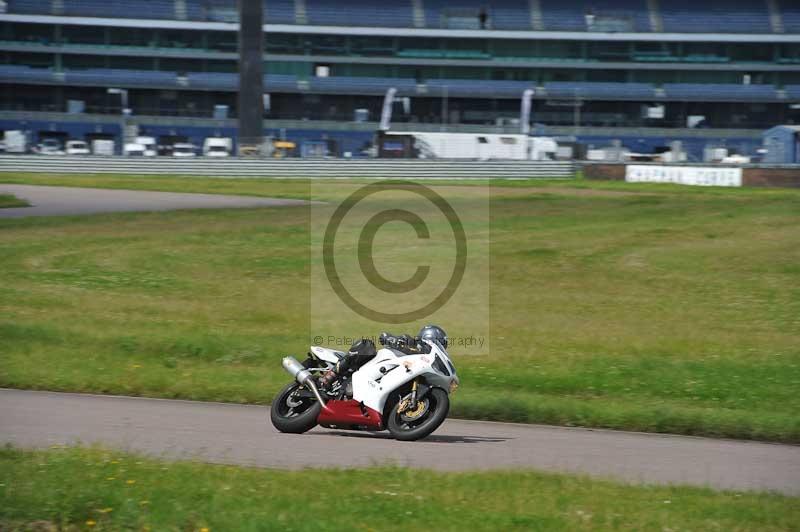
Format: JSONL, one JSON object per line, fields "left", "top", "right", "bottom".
{"left": 317, "top": 399, "right": 383, "bottom": 430}
{"left": 350, "top": 343, "right": 454, "bottom": 414}
{"left": 310, "top": 345, "right": 345, "bottom": 365}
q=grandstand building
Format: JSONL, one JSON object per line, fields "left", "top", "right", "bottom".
{"left": 1, "top": 0, "right": 799, "bottom": 158}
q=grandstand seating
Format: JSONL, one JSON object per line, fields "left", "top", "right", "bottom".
{"left": 186, "top": 71, "right": 236, "bottom": 90}
{"left": 178, "top": 0, "right": 292, "bottom": 24}
{"left": 660, "top": 0, "right": 771, "bottom": 33}
{"left": 0, "top": 65, "right": 179, "bottom": 89}
{"left": 544, "top": 81, "right": 655, "bottom": 99}
{"left": 0, "top": 64, "right": 55, "bottom": 83}
{"left": 4, "top": 0, "right": 792, "bottom": 35}
{"left": 64, "top": 68, "right": 179, "bottom": 87}
{"left": 422, "top": 0, "right": 531, "bottom": 30}
{"left": 185, "top": 72, "right": 298, "bottom": 90}
{"left": 7, "top": 0, "right": 52, "bottom": 15}
{"left": 184, "top": 0, "right": 236, "bottom": 22}
{"left": 784, "top": 85, "right": 800, "bottom": 99}
{"left": 308, "top": 76, "right": 417, "bottom": 95}
{"left": 425, "top": 78, "right": 534, "bottom": 97}
{"left": 262, "top": 0, "right": 296, "bottom": 24}
{"left": 263, "top": 74, "right": 299, "bottom": 91}
{"left": 485, "top": 0, "right": 535, "bottom": 30}
{"left": 778, "top": 0, "right": 800, "bottom": 33}
{"left": 662, "top": 83, "right": 778, "bottom": 100}
{"left": 62, "top": 0, "right": 176, "bottom": 19}
{"left": 539, "top": 0, "right": 651, "bottom": 32}
{"left": 1, "top": 65, "right": 790, "bottom": 104}
{"left": 306, "top": 0, "right": 413, "bottom": 28}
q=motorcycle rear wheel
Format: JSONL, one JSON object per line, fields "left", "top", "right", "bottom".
{"left": 387, "top": 387, "right": 449, "bottom": 441}
{"left": 270, "top": 382, "right": 321, "bottom": 434}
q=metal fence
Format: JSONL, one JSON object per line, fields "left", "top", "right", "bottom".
{"left": 0, "top": 156, "right": 575, "bottom": 179}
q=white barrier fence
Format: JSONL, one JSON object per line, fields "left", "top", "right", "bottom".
{"left": 0, "top": 156, "right": 575, "bottom": 179}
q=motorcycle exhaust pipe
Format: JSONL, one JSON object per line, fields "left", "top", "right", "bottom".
{"left": 281, "top": 356, "right": 328, "bottom": 408}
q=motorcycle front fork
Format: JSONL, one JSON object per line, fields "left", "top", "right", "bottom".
{"left": 398, "top": 380, "right": 419, "bottom": 413}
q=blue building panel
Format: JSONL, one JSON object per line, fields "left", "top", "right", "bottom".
{"left": 762, "top": 125, "right": 800, "bottom": 164}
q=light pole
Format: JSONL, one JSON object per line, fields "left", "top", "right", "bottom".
{"left": 238, "top": 0, "right": 264, "bottom": 156}
{"left": 520, "top": 88, "right": 535, "bottom": 135}
{"left": 107, "top": 88, "right": 129, "bottom": 152}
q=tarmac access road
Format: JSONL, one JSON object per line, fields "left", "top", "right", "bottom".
{"left": 1, "top": 389, "right": 798, "bottom": 495}
{"left": 0, "top": 184, "right": 310, "bottom": 218}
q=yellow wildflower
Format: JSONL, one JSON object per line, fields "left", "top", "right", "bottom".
{"left": 126, "top": 479, "right": 136, "bottom": 485}
{"left": 86, "top": 520, "right": 97, "bottom": 527}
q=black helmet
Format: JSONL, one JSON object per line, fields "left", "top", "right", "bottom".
{"left": 419, "top": 324, "right": 448, "bottom": 348}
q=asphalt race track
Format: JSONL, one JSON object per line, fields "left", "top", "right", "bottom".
{"left": 1, "top": 389, "right": 798, "bottom": 495}
{"left": 0, "top": 184, "right": 310, "bottom": 218}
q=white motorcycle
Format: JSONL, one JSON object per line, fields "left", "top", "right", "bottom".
{"left": 271, "top": 328, "right": 458, "bottom": 441}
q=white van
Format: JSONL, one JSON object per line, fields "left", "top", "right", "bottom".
{"left": 203, "top": 137, "right": 232, "bottom": 157}
{"left": 134, "top": 136, "right": 157, "bottom": 157}
{"left": 65, "top": 140, "right": 90, "bottom": 155}
{"left": 91, "top": 139, "right": 115, "bottom": 156}
{"left": 172, "top": 143, "right": 197, "bottom": 157}
{"left": 124, "top": 143, "right": 146, "bottom": 156}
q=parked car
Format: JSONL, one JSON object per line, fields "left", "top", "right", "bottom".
{"left": 65, "top": 140, "right": 90, "bottom": 155}
{"left": 37, "top": 138, "right": 65, "bottom": 155}
{"left": 172, "top": 143, "right": 197, "bottom": 157}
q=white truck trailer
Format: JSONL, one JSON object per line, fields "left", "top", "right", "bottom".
{"left": 3, "top": 130, "right": 28, "bottom": 153}
{"left": 91, "top": 139, "right": 115, "bottom": 156}
{"left": 377, "top": 131, "right": 557, "bottom": 161}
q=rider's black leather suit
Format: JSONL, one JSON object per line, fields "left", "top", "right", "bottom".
{"left": 320, "top": 334, "right": 429, "bottom": 389}
{"left": 336, "top": 337, "right": 377, "bottom": 374}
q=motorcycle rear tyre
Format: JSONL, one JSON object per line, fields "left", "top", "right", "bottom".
{"left": 270, "top": 382, "right": 321, "bottom": 434}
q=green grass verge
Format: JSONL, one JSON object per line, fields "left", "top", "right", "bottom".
{"left": 0, "top": 193, "right": 29, "bottom": 208}
{"left": 1, "top": 447, "right": 797, "bottom": 531}
{"left": 1, "top": 173, "right": 799, "bottom": 442}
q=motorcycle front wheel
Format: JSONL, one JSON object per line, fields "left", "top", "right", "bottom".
{"left": 387, "top": 387, "right": 449, "bottom": 441}
{"left": 270, "top": 382, "right": 321, "bottom": 434}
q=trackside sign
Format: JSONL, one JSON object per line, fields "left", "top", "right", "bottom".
{"left": 625, "top": 165, "right": 742, "bottom": 187}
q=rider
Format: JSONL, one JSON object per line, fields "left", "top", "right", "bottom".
{"left": 319, "top": 325, "right": 448, "bottom": 389}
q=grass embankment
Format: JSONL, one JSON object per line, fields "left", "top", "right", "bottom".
{"left": 1, "top": 447, "right": 797, "bottom": 531}
{"left": 0, "top": 193, "right": 29, "bottom": 208}
{"left": 0, "top": 173, "right": 799, "bottom": 442}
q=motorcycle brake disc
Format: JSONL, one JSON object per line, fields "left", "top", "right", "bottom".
{"left": 400, "top": 398, "right": 430, "bottom": 421}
